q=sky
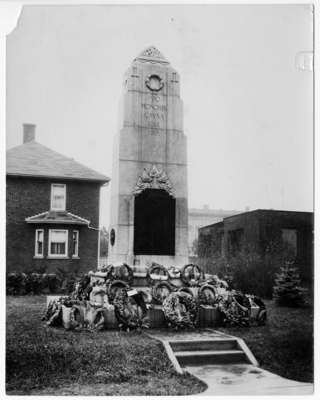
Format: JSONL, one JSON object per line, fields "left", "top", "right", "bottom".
{"left": 6, "top": 4, "right": 314, "bottom": 227}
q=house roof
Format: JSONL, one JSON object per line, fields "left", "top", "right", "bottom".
{"left": 222, "top": 209, "right": 314, "bottom": 221}
{"left": 199, "top": 209, "right": 313, "bottom": 230}
{"left": 25, "top": 210, "right": 90, "bottom": 225}
{"left": 6, "top": 141, "right": 110, "bottom": 183}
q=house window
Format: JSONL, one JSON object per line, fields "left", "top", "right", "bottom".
{"left": 281, "top": 228, "right": 298, "bottom": 257}
{"left": 72, "top": 230, "right": 79, "bottom": 258}
{"left": 48, "top": 229, "right": 68, "bottom": 257}
{"left": 34, "top": 229, "right": 44, "bottom": 257}
{"left": 51, "top": 184, "right": 66, "bottom": 211}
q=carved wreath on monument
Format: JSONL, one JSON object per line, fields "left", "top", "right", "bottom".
{"left": 145, "top": 74, "right": 164, "bottom": 92}
{"left": 133, "top": 165, "right": 174, "bottom": 196}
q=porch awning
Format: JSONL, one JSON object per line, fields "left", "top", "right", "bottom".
{"left": 25, "top": 210, "right": 90, "bottom": 225}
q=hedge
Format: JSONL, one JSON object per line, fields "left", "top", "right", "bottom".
{"left": 6, "top": 272, "right": 74, "bottom": 296}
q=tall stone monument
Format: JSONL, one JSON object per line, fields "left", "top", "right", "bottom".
{"left": 108, "top": 46, "right": 188, "bottom": 266}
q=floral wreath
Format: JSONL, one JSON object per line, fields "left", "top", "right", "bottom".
{"left": 206, "top": 274, "right": 229, "bottom": 289}
{"left": 72, "top": 274, "right": 92, "bottom": 301}
{"left": 146, "top": 263, "right": 169, "bottom": 286}
{"left": 113, "top": 263, "right": 134, "bottom": 285}
{"left": 198, "top": 284, "right": 218, "bottom": 307}
{"left": 178, "top": 287, "right": 195, "bottom": 298}
{"left": 167, "top": 266, "right": 181, "bottom": 279}
{"left": 162, "top": 291, "right": 198, "bottom": 329}
{"left": 107, "top": 280, "right": 130, "bottom": 304}
{"left": 113, "top": 288, "right": 149, "bottom": 330}
{"left": 217, "top": 292, "right": 251, "bottom": 327}
{"left": 42, "top": 296, "right": 80, "bottom": 327}
{"left": 180, "top": 264, "right": 203, "bottom": 286}
{"left": 151, "top": 281, "right": 173, "bottom": 304}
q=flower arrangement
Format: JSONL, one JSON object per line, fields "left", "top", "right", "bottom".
{"left": 198, "top": 284, "right": 218, "bottom": 307}
{"left": 151, "top": 281, "right": 173, "bottom": 304}
{"left": 146, "top": 263, "right": 169, "bottom": 286}
{"left": 163, "top": 291, "right": 198, "bottom": 329}
{"left": 180, "top": 264, "right": 203, "bottom": 286}
{"left": 113, "top": 288, "right": 149, "bottom": 331}
{"left": 217, "top": 291, "right": 267, "bottom": 327}
{"left": 41, "top": 262, "right": 267, "bottom": 332}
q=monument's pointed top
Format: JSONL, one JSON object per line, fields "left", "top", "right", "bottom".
{"left": 134, "top": 46, "right": 169, "bottom": 64}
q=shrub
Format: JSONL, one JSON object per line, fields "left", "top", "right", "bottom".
{"left": 6, "top": 272, "right": 61, "bottom": 295}
{"left": 6, "top": 273, "right": 24, "bottom": 295}
{"left": 29, "top": 273, "right": 43, "bottom": 294}
{"left": 47, "top": 274, "right": 60, "bottom": 293}
{"left": 273, "top": 261, "right": 307, "bottom": 307}
{"left": 198, "top": 242, "right": 290, "bottom": 299}
{"left": 41, "top": 274, "right": 60, "bottom": 294}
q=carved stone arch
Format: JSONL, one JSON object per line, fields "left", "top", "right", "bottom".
{"left": 133, "top": 165, "right": 174, "bottom": 197}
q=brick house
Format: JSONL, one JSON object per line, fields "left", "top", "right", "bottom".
{"left": 6, "top": 124, "right": 109, "bottom": 275}
{"left": 198, "top": 209, "right": 313, "bottom": 282}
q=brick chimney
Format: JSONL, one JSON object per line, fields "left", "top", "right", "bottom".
{"left": 23, "top": 123, "right": 36, "bottom": 143}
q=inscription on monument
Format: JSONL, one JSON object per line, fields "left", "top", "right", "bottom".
{"left": 142, "top": 95, "right": 167, "bottom": 128}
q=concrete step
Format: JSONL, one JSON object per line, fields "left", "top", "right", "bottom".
{"left": 175, "top": 349, "right": 248, "bottom": 366}
{"left": 170, "top": 339, "right": 238, "bottom": 352}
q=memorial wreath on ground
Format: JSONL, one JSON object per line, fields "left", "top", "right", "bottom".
{"left": 43, "top": 262, "right": 267, "bottom": 331}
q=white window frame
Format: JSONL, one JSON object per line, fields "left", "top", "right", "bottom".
{"left": 50, "top": 183, "right": 66, "bottom": 211}
{"left": 34, "top": 229, "right": 44, "bottom": 258}
{"left": 72, "top": 230, "right": 79, "bottom": 258}
{"left": 48, "top": 229, "right": 68, "bottom": 258}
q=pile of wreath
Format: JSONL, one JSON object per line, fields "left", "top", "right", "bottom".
{"left": 92, "top": 263, "right": 149, "bottom": 330}
{"left": 43, "top": 263, "right": 150, "bottom": 331}
{"left": 43, "top": 262, "right": 267, "bottom": 331}
{"left": 148, "top": 263, "right": 215, "bottom": 329}
{"left": 43, "top": 296, "right": 111, "bottom": 331}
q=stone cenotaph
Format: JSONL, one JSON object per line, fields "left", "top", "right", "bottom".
{"left": 108, "top": 46, "right": 188, "bottom": 267}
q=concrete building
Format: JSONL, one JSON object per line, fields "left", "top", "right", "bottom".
{"left": 188, "top": 205, "right": 242, "bottom": 255}
{"left": 6, "top": 124, "right": 109, "bottom": 274}
{"left": 108, "top": 46, "right": 188, "bottom": 266}
{"left": 198, "top": 209, "right": 313, "bottom": 282}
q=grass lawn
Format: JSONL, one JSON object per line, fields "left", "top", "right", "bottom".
{"left": 6, "top": 296, "right": 206, "bottom": 395}
{"left": 6, "top": 296, "right": 313, "bottom": 395}
{"left": 220, "top": 300, "right": 313, "bottom": 383}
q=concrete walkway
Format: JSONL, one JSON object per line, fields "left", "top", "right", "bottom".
{"left": 148, "top": 329, "right": 314, "bottom": 396}
{"left": 186, "top": 364, "right": 313, "bottom": 395}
